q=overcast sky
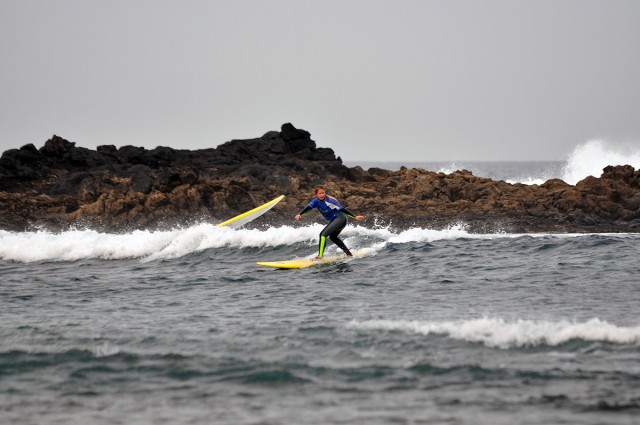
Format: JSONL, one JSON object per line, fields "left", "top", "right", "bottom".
{"left": 1, "top": 0, "right": 639, "bottom": 162}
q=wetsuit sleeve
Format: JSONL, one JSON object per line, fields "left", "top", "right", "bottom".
{"left": 298, "top": 205, "right": 313, "bottom": 216}
{"left": 298, "top": 198, "right": 318, "bottom": 216}
{"left": 341, "top": 207, "right": 357, "bottom": 218}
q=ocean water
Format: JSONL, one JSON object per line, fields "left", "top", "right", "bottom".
{"left": 2, "top": 225, "right": 640, "bottom": 425}
{"left": 2, "top": 140, "right": 640, "bottom": 425}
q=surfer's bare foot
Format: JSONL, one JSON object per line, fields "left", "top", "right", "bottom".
{"left": 346, "top": 252, "right": 353, "bottom": 257}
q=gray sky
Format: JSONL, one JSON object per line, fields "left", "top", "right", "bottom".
{"left": 1, "top": 0, "right": 639, "bottom": 161}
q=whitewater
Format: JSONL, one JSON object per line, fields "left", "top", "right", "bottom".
{"left": 2, "top": 141, "right": 640, "bottom": 425}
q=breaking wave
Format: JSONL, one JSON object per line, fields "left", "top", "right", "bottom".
{"left": 561, "top": 140, "right": 640, "bottom": 185}
{"left": 2, "top": 223, "right": 635, "bottom": 263}
{"left": 0, "top": 224, "right": 473, "bottom": 263}
{"left": 349, "top": 317, "right": 640, "bottom": 349}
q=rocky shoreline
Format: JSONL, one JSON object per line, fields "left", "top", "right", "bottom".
{"left": 1, "top": 123, "right": 639, "bottom": 233}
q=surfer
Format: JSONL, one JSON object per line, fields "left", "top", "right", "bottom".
{"left": 294, "top": 185, "right": 364, "bottom": 258}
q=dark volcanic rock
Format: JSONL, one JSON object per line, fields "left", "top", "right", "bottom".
{"left": 1, "top": 123, "right": 639, "bottom": 233}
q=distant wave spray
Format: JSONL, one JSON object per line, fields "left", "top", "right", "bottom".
{"left": 426, "top": 139, "right": 640, "bottom": 185}
{"left": 561, "top": 140, "right": 640, "bottom": 185}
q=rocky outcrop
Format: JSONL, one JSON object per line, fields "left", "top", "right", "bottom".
{"left": 1, "top": 123, "right": 639, "bottom": 233}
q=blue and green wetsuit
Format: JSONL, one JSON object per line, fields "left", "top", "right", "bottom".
{"left": 298, "top": 196, "right": 357, "bottom": 257}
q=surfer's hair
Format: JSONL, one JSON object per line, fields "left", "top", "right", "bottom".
{"left": 315, "top": 185, "right": 325, "bottom": 194}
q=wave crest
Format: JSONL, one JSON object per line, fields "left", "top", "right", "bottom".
{"left": 0, "top": 224, "right": 477, "bottom": 263}
{"left": 349, "top": 317, "right": 640, "bottom": 349}
{"left": 3, "top": 224, "right": 634, "bottom": 263}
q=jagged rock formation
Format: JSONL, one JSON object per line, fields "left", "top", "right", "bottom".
{"left": 1, "top": 123, "right": 639, "bottom": 232}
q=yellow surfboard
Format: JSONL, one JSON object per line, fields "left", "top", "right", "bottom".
{"left": 257, "top": 251, "right": 362, "bottom": 269}
{"left": 216, "top": 195, "right": 284, "bottom": 229}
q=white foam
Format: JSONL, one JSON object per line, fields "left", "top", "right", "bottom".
{"left": 436, "top": 163, "right": 460, "bottom": 175}
{"left": 506, "top": 177, "right": 548, "bottom": 186}
{"left": 92, "top": 341, "right": 122, "bottom": 357}
{"left": 0, "top": 223, "right": 397, "bottom": 263}
{"left": 562, "top": 140, "right": 640, "bottom": 185}
{"left": 0, "top": 224, "right": 323, "bottom": 263}
{"left": 2, "top": 224, "right": 637, "bottom": 263}
{"left": 142, "top": 224, "right": 324, "bottom": 261}
{"left": 349, "top": 317, "right": 640, "bottom": 349}
{"left": 0, "top": 228, "right": 176, "bottom": 262}
{"left": 387, "top": 224, "right": 474, "bottom": 244}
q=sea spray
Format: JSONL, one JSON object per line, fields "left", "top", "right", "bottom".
{"left": 348, "top": 141, "right": 640, "bottom": 186}
{"left": 562, "top": 140, "right": 640, "bottom": 185}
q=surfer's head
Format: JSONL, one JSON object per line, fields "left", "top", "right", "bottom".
{"left": 315, "top": 185, "right": 326, "bottom": 200}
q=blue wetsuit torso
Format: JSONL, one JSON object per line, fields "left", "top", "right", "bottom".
{"left": 299, "top": 196, "right": 355, "bottom": 222}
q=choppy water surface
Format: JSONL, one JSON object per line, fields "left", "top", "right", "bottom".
{"left": 1, "top": 224, "right": 639, "bottom": 425}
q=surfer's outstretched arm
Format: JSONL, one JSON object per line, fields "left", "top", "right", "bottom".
{"left": 341, "top": 207, "right": 364, "bottom": 221}
{"left": 294, "top": 205, "right": 313, "bottom": 221}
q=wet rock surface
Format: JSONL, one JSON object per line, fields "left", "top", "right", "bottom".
{"left": 1, "top": 124, "right": 639, "bottom": 232}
